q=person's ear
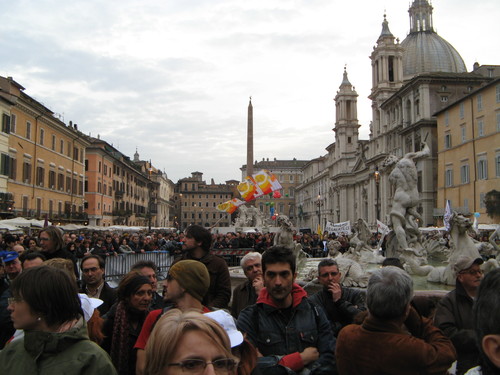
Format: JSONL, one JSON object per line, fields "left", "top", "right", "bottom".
{"left": 482, "top": 334, "right": 500, "bottom": 369}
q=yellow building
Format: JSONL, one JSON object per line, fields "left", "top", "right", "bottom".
{"left": 0, "top": 76, "right": 90, "bottom": 223}
{"left": 436, "top": 77, "right": 500, "bottom": 224}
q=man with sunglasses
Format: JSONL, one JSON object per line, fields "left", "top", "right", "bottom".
{"left": 309, "top": 258, "right": 366, "bottom": 337}
{"left": 435, "top": 256, "right": 485, "bottom": 375}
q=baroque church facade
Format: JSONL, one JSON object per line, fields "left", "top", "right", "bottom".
{"left": 295, "top": 0, "right": 494, "bottom": 230}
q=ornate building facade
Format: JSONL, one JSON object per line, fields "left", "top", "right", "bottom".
{"left": 296, "top": 0, "right": 495, "bottom": 230}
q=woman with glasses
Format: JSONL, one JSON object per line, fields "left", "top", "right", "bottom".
{"left": 0, "top": 266, "right": 116, "bottom": 374}
{"left": 144, "top": 309, "right": 238, "bottom": 375}
{"left": 102, "top": 271, "right": 153, "bottom": 375}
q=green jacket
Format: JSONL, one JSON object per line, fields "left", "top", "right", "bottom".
{"left": 0, "top": 318, "right": 117, "bottom": 375}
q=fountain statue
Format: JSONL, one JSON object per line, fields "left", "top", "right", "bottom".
{"left": 404, "top": 212, "right": 499, "bottom": 285}
{"left": 382, "top": 142, "right": 430, "bottom": 259}
{"left": 233, "top": 205, "right": 267, "bottom": 227}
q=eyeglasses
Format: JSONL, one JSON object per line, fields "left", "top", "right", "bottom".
{"left": 459, "top": 269, "right": 484, "bottom": 276}
{"left": 320, "top": 272, "right": 339, "bottom": 278}
{"left": 168, "top": 358, "right": 238, "bottom": 374}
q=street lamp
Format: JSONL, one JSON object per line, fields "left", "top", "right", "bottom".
{"left": 374, "top": 167, "right": 380, "bottom": 221}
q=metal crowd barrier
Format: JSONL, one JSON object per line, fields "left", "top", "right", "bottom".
{"left": 77, "top": 252, "right": 175, "bottom": 286}
{"left": 212, "top": 248, "right": 253, "bottom": 267}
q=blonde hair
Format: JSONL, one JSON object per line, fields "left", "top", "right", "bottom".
{"left": 144, "top": 309, "right": 237, "bottom": 375}
{"left": 43, "top": 258, "right": 76, "bottom": 282}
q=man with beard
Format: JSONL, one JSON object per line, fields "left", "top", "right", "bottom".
{"left": 435, "top": 256, "right": 485, "bottom": 375}
{"left": 173, "top": 225, "right": 231, "bottom": 308}
{"left": 237, "top": 246, "right": 336, "bottom": 375}
{"left": 134, "top": 260, "right": 211, "bottom": 375}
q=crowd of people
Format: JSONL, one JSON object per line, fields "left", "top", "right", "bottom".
{"left": 0, "top": 224, "right": 499, "bottom": 374}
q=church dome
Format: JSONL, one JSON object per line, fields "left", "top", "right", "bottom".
{"left": 401, "top": 0, "right": 466, "bottom": 79}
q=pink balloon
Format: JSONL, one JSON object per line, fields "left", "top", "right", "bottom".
{"left": 273, "top": 191, "right": 281, "bottom": 198}
{"left": 271, "top": 215, "right": 277, "bottom": 220}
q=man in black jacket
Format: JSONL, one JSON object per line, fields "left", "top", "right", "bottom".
{"left": 80, "top": 255, "right": 117, "bottom": 315}
{"left": 237, "top": 246, "right": 336, "bottom": 375}
{"left": 309, "top": 258, "right": 366, "bottom": 336}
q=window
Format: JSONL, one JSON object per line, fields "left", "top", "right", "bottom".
{"left": 497, "top": 85, "right": 500, "bottom": 103}
{"left": 74, "top": 147, "right": 79, "bottom": 161}
{"left": 460, "top": 164, "right": 470, "bottom": 184}
{"left": 97, "top": 182, "right": 102, "bottom": 193}
{"left": 58, "top": 173, "right": 64, "bottom": 190}
{"left": 444, "top": 111, "right": 449, "bottom": 127}
{"left": 496, "top": 154, "right": 500, "bottom": 177}
{"left": 10, "top": 114, "right": 16, "bottom": 133}
{"left": 51, "top": 135, "right": 56, "bottom": 150}
{"left": 60, "top": 139, "right": 64, "bottom": 154}
{"left": 40, "top": 128, "right": 44, "bottom": 145}
{"left": 48, "top": 170, "right": 56, "bottom": 188}
{"left": 444, "top": 133, "right": 451, "bottom": 149}
{"left": 23, "top": 162, "right": 32, "bottom": 184}
{"left": 477, "top": 158, "right": 488, "bottom": 180}
{"left": 459, "top": 103, "right": 464, "bottom": 119}
{"left": 0, "top": 154, "right": 10, "bottom": 176}
{"left": 445, "top": 169, "right": 453, "bottom": 187}
{"left": 477, "top": 94, "right": 483, "bottom": 111}
{"left": 1, "top": 113, "right": 10, "bottom": 134}
{"left": 440, "top": 96, "right": 448, "bottom": 103}
{"left": 36, "top": 166, "right": 45, "bottom": 186}
{"left": 497, "top": 113, "right": 500, "bottom": 132}
{"left": 98, "top": 161, "right": 101, "bottom": 173}
{"left": 290, "top": 175, "right": 294, "bottom": 182}
{"left": 464, "top": 198, "right": 469, "bottom": 210}
{"left": 478, "top": 120, "right": 484, "bottom": 137}
{"left": 8, "top": 157, "right": 16, "bottom": 180}
{"left": 461, "top": 126, "right": 466, "bottom": 143}
{"left": 480, "top": 193, "right": 486, "bottom": 208}
{"left": 66, "top": 176, "right": 71, "bottom": 191}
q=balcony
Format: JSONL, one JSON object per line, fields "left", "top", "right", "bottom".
{"left": 115, "top": 190, "right": 124, "bottom": 199}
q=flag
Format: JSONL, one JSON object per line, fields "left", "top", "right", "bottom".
{"left": 237, "top": 178, "right": 257, "bottom": 202}
{"left": 252, "top": 170, "right": 273, "bottom": 195}
{"left": 317, "top": 223, "right": 322, "bottom": 237}
{"left": 376, "top": 220, "right": 389, "bottom": 235}
{"left": 216, "top": 198, "right": 245, "bottom": 214}
{"left": 443, "top": 200, "right": 452, "bottom": 231}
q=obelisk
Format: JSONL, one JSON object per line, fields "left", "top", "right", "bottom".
{"left": 246, "top": 97, "right": 253, "bottom": 178}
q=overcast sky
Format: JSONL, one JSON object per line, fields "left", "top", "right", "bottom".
{"left": 1, "top": 0, "right": 498, "bottom": 183}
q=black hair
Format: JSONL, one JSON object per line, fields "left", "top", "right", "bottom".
{"left": 317, "top": 258, "right": 338, "bottom": 272}
{"left": 117, "top": 271, "right": 151, "bottom": 302}
{"left": 262, "top": 246, "right": 296, "bottom": 274}
{"left": 11, "top": 266, "right": 82, "bottom": 327}
{"left": 81, "top": 254, "right": 105, "bottom": 270}
{"left": 19, "top": 251, "right": 46, "bottom": 264}
{"left": 131, "top": 260, "right": 158, "bottom": 273}
{"left": 185, "top": 225, "right": 212, "bottom": 252}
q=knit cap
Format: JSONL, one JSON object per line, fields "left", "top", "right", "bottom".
{"left": 168, "top": 260, "right": 210, "bottom": 302}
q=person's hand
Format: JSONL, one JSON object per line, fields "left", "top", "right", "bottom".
{"left": 328, "top": 282, "right": 342, "bottom": 302}
{"left": 253, "top": 276, "right": 264, "bottom": 295}
{"left": 300, "top": 347, "right": 319, "bottom": 365}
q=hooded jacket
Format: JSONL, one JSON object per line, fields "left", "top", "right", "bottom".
{"left": 237, "top": 283, "right": 336, "bottom": 375}
{"left": 0, "top": 318, "right": 117, "bottom": 375}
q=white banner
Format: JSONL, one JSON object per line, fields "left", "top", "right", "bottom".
{"left": 377, "top": 220, "right": 390, "bottom": 235}
{"left": 325, "top": 221, "right": 351, "bottom": 236}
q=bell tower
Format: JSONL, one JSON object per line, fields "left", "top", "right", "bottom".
{"left": 333, "top": 67, "right": 359, "bottom": 160}
{"left": 368, "top": 14, "right": 404, "bottom": 138}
